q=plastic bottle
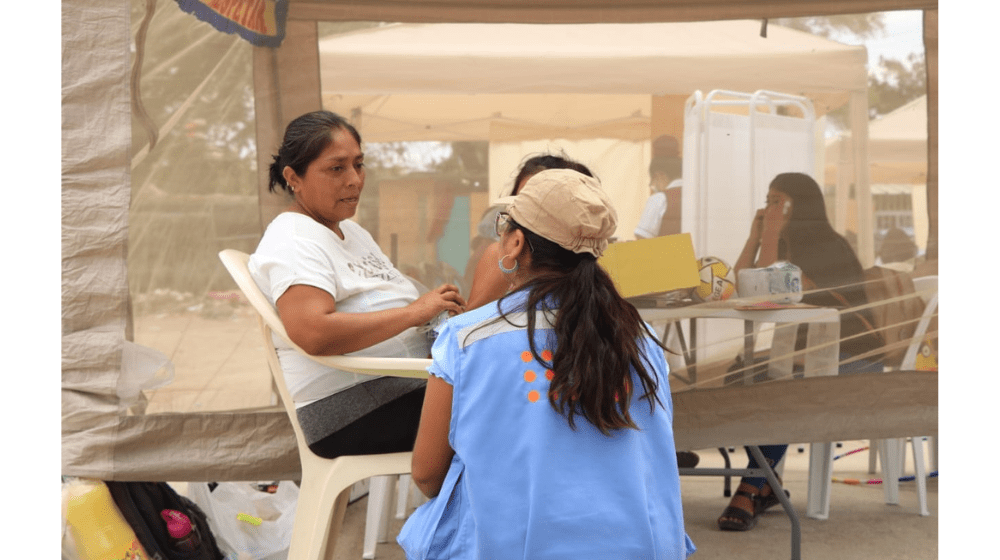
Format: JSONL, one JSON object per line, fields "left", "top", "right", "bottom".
{"left": 64, "top": 479, "right": 151, "bottom": 560}
{"left": 161, "top": 509, "right": 202, "bottom": 553}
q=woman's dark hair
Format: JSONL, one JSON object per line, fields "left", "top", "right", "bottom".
{"left": 768, "top": 172, "right": 855, "bottom": 285}
{"left": 267, "top": 110, "right": 362, "bottom": 194}
{"left": 493, "top": 218, "right": 665, "bottom": 436}
{"left": 879, "top": 227, "right": 917, "bottom": 263}
{"left": 649, "top": 156, "right": 682, "bottom": 181}
{"left": 769, "top": 173, "right": 882, "bottom": 356}
{"left": 510, "top": 154, "right": 594, "bottom": 196}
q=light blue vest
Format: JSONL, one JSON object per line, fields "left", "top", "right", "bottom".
{"left": 399, "top": 291, "right": 696, "bottom": 559}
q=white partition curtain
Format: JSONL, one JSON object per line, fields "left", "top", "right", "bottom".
{"left": 62, "top": 0, "right": 938, "bottom": 481}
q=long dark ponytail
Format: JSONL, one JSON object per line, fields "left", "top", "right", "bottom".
{"left": 499, "top": 220, "right": 665, "bottom": 436}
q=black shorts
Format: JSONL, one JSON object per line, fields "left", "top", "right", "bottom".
{"left": 298, "top": 377, "right": 427, "bottom": 459}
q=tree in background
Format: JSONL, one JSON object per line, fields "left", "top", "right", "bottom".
{"left": 775, "top": 13, "right": 926, "bottom": 124}
{"left": 867, "top": 53, "right": 926, "bottom": 118}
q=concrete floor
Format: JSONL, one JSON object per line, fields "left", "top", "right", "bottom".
{"left": 327, "top": 440, "right": 937, "bottom": 560}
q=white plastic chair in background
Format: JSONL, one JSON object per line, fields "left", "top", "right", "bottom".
{"left": 821, "top": 274, "right": 937, "bottom": 518}
{"left": 875, "top": 275, "right": 937, "bottom": 515}
{"left": 219, "top": 249, "right": 430, "bottom": 560}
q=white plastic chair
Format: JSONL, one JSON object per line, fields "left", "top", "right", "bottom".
{"left": 876, "top": 275, "right": 937, "bottom": 515}
{"left": 219, "top": 249, "right": 431, "bottom": 560}
{"left": 813, "top": 275, "right": 937, "bottom": 518}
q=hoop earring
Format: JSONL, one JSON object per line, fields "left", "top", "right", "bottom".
{"left": 498, "top": 254, "right": 518, "bottom": 274}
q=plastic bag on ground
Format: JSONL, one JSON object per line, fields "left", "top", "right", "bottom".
{"left": 187, "top": 481, "right": 298, "bottom": 560}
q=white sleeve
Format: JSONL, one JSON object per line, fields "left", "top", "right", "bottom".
{"left": 633, "top": 192, "right": 667, "bottom": 239}
{"left": 251, "top": 231, "right": 341, "bottom": 305}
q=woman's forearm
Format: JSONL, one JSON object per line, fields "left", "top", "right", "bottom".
{"left": 299, "top": 306, "right": 423, "bottom": 356}
{"left": 755, "top": 229, "right": 781, "bottom": 268}
{"left": 277, "top": 284, "right": 426, "bottom": 356}
{"left": 734, "top": 236, "right": 759, "bottom": 273}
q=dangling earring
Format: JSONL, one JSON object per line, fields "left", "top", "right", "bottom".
{"left": 498, "top": 254, "right": 518, "bottom": 274}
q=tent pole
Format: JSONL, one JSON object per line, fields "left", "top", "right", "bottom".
{"left": 850, "top": 90, "right": 874, "bottom": 267}
{"left": 252, "top": 20, "right": 323, "bottom": 230}
{"left": 922, "top": 8, "right": 938, "bottom": 266}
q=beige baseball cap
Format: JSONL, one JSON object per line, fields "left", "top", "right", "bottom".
{"left": 497, "top": 168, "right": 617, "bottom": 258}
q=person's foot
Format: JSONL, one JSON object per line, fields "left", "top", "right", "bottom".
{"left": 717, "top": 482, "right": 766, "bottom": 531}
{"left": 676, "top": 451, "right": 700, "bottom": 469}
{"left": 754, "top": 481, "right": 789, "bottom": 514}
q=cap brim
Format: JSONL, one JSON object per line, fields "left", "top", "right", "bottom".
{"left": 494, "top": 195, "right": 517, "bottom": 208}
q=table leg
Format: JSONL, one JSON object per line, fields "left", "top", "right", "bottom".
{"left": 748, "top": 445, "right": 801, "bottom": 560}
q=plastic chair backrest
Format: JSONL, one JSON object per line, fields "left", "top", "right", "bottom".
{"left": 218, "top": 249, "right": 422, "bottom": 560}
{"left": 217, "top": 249, "right": 318, "bottom": 448}
{"left": 900, "top": 275, "right": 938, "bottom": 371}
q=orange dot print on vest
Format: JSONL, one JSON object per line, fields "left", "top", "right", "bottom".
{"left": 524, "top": 370, "right": 537, "bottom": 383}
{"left": 541, "top": 350, "right": 553, "bottom": 361}
{"left": 521, "top": 350, "right": 532, "bottom": 362}
{"left": 527, "top": 390, "right": 541, "bottom": 403}
{"left": 545, "top": 369, "right": 554, "bottom": 380}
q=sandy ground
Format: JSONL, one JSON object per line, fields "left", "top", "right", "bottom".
{"left": 136, "top": 305, "right": 275, "bottom": 414}
{"left": 171, "top": 440, "right": 937, "bottom": 560}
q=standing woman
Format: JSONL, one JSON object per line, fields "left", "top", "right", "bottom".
{"left": 719, "top": 172, "right": 883, "bottom": 532}
{"left": 249, "top": 110, "right": 465, "bottom": 460}
{"left": 400, "top": 169, "right": 696, "bottom": 559}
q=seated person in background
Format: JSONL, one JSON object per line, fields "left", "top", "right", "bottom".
{"left": 634, "top": 135, "right": 683, "bottom": 239}
{"left": 876, "top": 226, "right": 918, "bottom": 271}
{"left": 720, "top": 172, "right": 884, "bottom": 532}
{"left": 400, "top": 168, "right": 696, "bottom": 559}
{"left": 464, "top": 154, "right": 594, "bottom": 311}
{"left": 249, "top": 110, "right": 465, "bottom": 459}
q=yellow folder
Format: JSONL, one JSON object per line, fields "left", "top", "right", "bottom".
{"left": 598, "top": 233, "right": 700, "bottom": 299}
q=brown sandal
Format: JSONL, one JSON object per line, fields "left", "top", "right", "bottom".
{"left": 717, "top": 489, "right": 759, "bottom": 531}
{"left": 755, "top": 487, "right": 791, "bottom": 514}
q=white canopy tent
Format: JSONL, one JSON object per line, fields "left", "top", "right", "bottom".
{"left": 62, "top": 0, "right": 938, "bottom": 481}
{"left": 318, "top": 20, "right": 867, "bottom": 135}
{"left": 826, "top": 95, "right": 929, "bottom": 248}
{"left": 316, "top": 20, "right": 871, "bottom": 244}
{"left": 826, "top": 94, "right": 928, "bottom": 185}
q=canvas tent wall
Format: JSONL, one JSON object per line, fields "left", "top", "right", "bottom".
{"left": 62, "top": 0, "right": 939, "bottom": 481}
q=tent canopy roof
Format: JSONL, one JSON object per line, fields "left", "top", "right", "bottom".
{"left": 825, "top": 95, "right": 928, "bottom": 185}
{"left": 870, "top": 94, "right": 927, "bottom": 141}
{"left": 320, "top": 20, "right": 868, "bottom": 142}
{"left": 320, "top": 20, "right": 868, "bottom": 97}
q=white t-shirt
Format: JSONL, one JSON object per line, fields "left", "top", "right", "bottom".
{"left": 633, "top": 178, "right": 682, "bottom": 239}
{"left": 249, "top": 213, "right": 429, "bottom": 407}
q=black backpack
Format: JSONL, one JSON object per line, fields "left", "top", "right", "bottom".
{"left": 105, "top": 481, "right": 226, "bottom": 560}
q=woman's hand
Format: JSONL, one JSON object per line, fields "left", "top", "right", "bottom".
{"left": 748, "top": 208, "right": 766, "bottom": 244}
{"left": 409, "top": 284, "right": 466, "bottom": 325}
{"left": 762, "top": 197, "right": 791, "bottom": 237}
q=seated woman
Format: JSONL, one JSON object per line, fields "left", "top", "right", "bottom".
{"left": 249, "top": 110, "right": 465, "bottom": 459}
{"left": 463, "top": 154, "right": 594, "bottom": 311}
{"left": 399, "top": 169, "right": 696, "bottom": 559}
{"left": 718, "top": 172, "right": 884, "bottom": 532}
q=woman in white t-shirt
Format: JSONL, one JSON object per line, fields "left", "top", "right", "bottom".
{"left": 249, "top": 110, "right": 465, "bottom": 459}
